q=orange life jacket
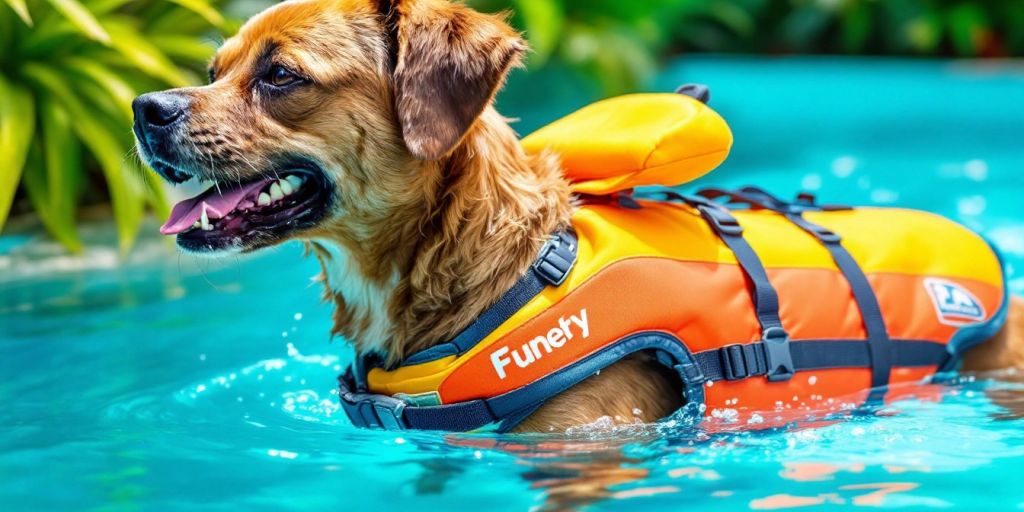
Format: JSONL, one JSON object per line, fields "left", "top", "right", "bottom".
{"left": 338, "top": 88, "right": 1009, "bottom": 432}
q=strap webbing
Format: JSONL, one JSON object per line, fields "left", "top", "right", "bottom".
{"left": 694, "top": 339, "right": 946, "bottom": 383}
{"left": 402, "top": 230, "right": 578, "bottom": 365}
{"left": 782, "top": 212, "right": 894, "bottom": 389}
{"left": 338, "top": 336, "right": 950, "bottom": 431}
{"left": 400, "top": 400, "right": 498, "bottom": 431}
{"left": 696, "top": 202, "right": 783, "bottom": 332}
{"left": 644, "top": 190, "right": 795, "bottom": 381}
{"left": 697, "top": 186, "right": 895, "bottom": 392}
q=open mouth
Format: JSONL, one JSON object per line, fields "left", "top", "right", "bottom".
{"left": 159, "top": 166, "right": 331, "bottom": 252}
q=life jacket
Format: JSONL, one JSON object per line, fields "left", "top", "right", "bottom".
{"left": 338, "top": 87, "right": 1009, "bottom": 432}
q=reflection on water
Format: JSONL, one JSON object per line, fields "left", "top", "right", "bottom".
{"left": 3, "top": 57, "right": 1024, "bottom": 510}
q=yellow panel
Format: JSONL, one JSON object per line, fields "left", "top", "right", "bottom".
{"left": 521, "top": 94, "right": 733, "bottom": 195}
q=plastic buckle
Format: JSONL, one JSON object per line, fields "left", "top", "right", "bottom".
{"left": 369, "top": 394, "right": 409, "bottom": 430}
{"left": 762, "top": 326, "right": 795, "bottom": 382}
{"left": 719, "top": 344, "right": 752, "bottom": 380}
{"left": 338, "top": 372, "right": 409, "bottom": 430}
{"left": 533, "top": 231, "right": 578, "bottom": 286}
{"left": 343, "top": 393, "right": 409, "bottom": 430}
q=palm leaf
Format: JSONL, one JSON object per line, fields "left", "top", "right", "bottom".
{"left": 40, "top": 95, "right": 84, "bottom": 251}
{"left": 166, "top": 0, "right": 224, "bottom": 28}
{"left": 82, "top": 0, "right": 133, "bottom": 16}
{"left": 22, "top": 95, "right": 84, "bottom": 252}
{"left": 103, "top": 17, "right": 190, "bottom": 87}
{"left": 44, "top": 0, "right": 111, "bottom": 43}
{"left": 0, "top": 76, "right": 35, "bottom": 232}
{"left": 3, "top": 0, "right": 32, "bottom": 25}
{"left": 64, "top": 57, "right": 138, "bottom": 121}
{"left": 22, "top": 63, "right": 146, "bottom": 253}
{"left": 147, "top": 7, "right": 216, "bottom": 35}
{"left": 149, "top": 34, "right": 219, "bottom": 63}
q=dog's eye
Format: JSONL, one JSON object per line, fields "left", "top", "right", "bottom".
{"left": 267, "top": 65, "right": 301, "bottom": 87}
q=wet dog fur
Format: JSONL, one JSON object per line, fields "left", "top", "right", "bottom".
{"left": 134, "top": 0, "right": 1024, "bottom": 432}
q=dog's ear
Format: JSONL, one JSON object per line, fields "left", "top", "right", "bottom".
{"left": 384, "top": 0, "right": 525, "bottom": 160}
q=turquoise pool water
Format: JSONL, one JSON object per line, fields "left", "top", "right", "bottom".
{"left": 3, "top": 57, "right": 1024, "bottom": 510}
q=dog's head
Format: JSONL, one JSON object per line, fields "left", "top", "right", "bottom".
{"left": 133, "top": 0, "right": 524, "bottom": 254}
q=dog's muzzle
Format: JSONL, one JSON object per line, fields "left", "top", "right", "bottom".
{"left": 132, "top": 91, "right": 193, "bottom": 183}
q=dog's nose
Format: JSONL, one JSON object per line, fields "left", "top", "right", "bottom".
{"left": 133, "top": 92, "right": 190, "bottom": 129}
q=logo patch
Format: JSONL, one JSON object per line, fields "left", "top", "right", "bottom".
{"left": 489, "top": 307, "right": 590, "bottom": 380}
{"left": 924, "top": 278, "right": 986, "bottom": 326}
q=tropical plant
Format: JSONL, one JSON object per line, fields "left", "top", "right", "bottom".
{"left": 471, "top": 0, "right": 1024, "bottom": 94}
{"left": 3, "top": 0, "right": 1022, "bottom": 254}
{"left": 470, "top": 0, "right": 681, "bottom": 93}
{"left": 0, "top": 0, "right": 233, "bottom": 253}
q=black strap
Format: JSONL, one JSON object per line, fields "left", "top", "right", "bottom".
{"left": 401, "top": 230, "right": 578, "bottom": 365}
{"left": 698, "top": 186, "right": 852, "bottom": 213}
{"left": 694, "top": 339, "right": 947, "bottom": 382}
{"left": 783, "top": 212, "right": 894, "bottom": 390}
{"left": 339, "top": 229, "right": 579, "bottom": 430}
{"left": 644, "top": 190, "right": 795, "bottom": 381}
{"left": 341, "top": 336, "right": 951, "bottom": 431}
{"left": 338, "top": 369, "right": 502, "bottom": 431}
{"left": 697, "top": 187, "right": 895, "bottom": 393}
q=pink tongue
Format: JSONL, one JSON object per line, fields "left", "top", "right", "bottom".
{"left": 160, "top": 178, "right": 274, "bottom": 235}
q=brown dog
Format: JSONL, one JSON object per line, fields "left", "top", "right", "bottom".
{"left": 132, "top": 0, "right": 1024, "bottom": 432}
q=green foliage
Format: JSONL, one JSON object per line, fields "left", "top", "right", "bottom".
{"left": 2, "top": 0, "right": 1020, "bottom": 253}
{"left": 0, "top": 0, "right": 232, "bottom": 253}
{"left": 471, "top": 0, "right": 1024, "bottom": 93}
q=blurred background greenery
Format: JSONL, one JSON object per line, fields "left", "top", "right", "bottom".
{"left": 1, "top": 0, "right": 1022, "bottom": 254}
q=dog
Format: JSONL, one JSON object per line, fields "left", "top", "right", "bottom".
{"left": 132, "top": 0, "right": 1024, "bottom": 432}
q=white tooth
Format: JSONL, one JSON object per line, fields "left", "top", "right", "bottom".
{"left": 270, "top": 182, "right": 284, "bottom": 201}
{"left": 258, "top": 192, "right": 271, "bottom": 206}
{"left": 200, "top": 209, "right": 211, "bottom": 231}
{"left": 285, "top": 175, "right": 303, "bottom": 190}
{"left": 279, "top": 178, "right": 294, "bottom": 196}
{"left": 193, "top": 221, "right": 201, "bottom": 229}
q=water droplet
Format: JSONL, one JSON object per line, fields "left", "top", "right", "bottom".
{"left": 831, "top": 156, "right": 857, "bottom": 178}
{"left": 964, "top": 159, "right": 988, "bottom": 181}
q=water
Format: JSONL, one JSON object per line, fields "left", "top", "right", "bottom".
{"left": 3, "top": 57, "right": 1024, "bottom": 510}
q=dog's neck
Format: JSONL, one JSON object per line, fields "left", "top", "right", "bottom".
{"left": 312, "top": 107, "right": 573, "bottom": 364}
